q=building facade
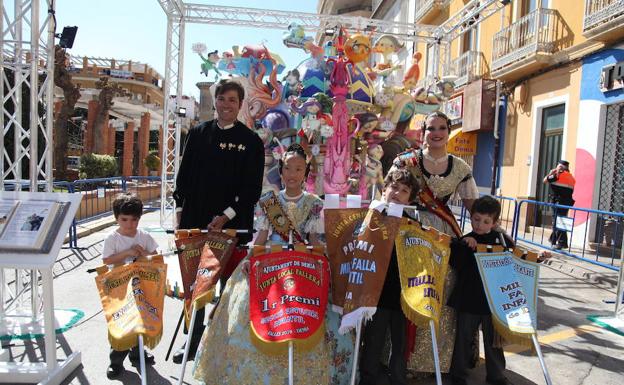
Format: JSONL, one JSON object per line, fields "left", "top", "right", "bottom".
{"left": 319, "top": 0, "right": 624, "bottom": 220}
{"left": 58, "top": 56, "right": 170, "bottom": 177}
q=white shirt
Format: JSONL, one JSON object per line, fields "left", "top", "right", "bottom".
{"left": 102, "top": 228, "right": 159, "bottom": 260}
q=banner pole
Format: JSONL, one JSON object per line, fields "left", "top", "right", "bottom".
{"left": 349, "top": 318, "right": 363, "bottom": 385}
{"left": 614, "top": 245, "right": 624, "bottom": 318}
{"left": 177, "top": 304, "right": 198, "bottom": 385}
{"left": 138, "top": 335, "right": 147, "bottom": 385}
{"left": 288, "top": 340, "right": 294, "bottom": 385}
{"left": 166, "top": 309, "right": 184, "bottom": 361}
{"left": 429, "top": 320, "right": 443, "bottom": 385}
{"left": 531, "top": 333, "right": 553, "bottom": 385}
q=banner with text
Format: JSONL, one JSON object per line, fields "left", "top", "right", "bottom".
{"left": 339, "top": 209, "right": 401, "bottom": 334}
{"left": 395, "top": 221, "right": 451, "bottom": 326}
{"left": 174, "top": 231, "right": 237, "bottom": 325}
{"left": 324, "top": 208, "right": 369, "bottom": 311}
{"left": 475, "top": 251, "right": 539, "bottom": 346}
{"left": 95, "top": 256, "right": 167, "bottom": 351}
{"left": 249, "top": 250, "right": 330, "bottom": 355}
{"left": 189, "top": 232, "right": 237, "bottom": 316}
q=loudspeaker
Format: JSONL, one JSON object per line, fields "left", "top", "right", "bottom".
{"left": 59, "top": 26, "right": 78, "bottom": 49}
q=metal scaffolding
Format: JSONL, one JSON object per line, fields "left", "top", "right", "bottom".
{"left": 1, "top": 0, "right": 56, "bottom": 192}
{"left": 0, "top": 2, "right": 58, "bottom": 378}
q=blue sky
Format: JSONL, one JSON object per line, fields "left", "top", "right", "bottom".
{"left": 54, "top": 0, "right": 318, "bottom": 98}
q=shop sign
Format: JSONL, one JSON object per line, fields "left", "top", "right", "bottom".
{"left": 447, "top": 129, "right": 477, "bottom": 156}
{"left": 600, "top": 61, "right": 624, "bottom": 92}
{"left": 109, "top": 69, "right": 133, "bottom": 79}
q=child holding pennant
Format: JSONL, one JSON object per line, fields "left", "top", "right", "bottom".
{"left": 448, "top": 196, "right": 514, "bottom": 385}
{"left": 359, "top": 168, "right": 419, "bottom": 385}
{"left": 100, "top": 194, "right": 160, "bottom": 379}
{"left": 193, "top": 144, "right": 355, "bottom": 385}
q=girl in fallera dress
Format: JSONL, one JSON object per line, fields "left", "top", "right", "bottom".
{"left": 193, "top": 143, "right": 355, "bottom": 385}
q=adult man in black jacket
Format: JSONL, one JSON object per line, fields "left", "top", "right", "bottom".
{"left": 172, "top": 79, "right": 264, "bottom": 362}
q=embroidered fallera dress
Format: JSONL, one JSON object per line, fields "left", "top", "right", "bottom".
{"left": 193, "top": 191, "right": 355, "bottom": 385}
{"left": 401, "top": 150, "right": 479, "bottom": 374}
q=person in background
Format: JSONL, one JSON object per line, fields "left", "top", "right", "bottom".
{"left": 543, "top": 160, "right": 576, "bottom": 250}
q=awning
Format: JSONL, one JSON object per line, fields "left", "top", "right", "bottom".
{"left": 447, "top": 128, "right": 477, "bottom": 156}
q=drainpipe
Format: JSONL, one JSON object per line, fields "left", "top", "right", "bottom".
{"left": 490, "top": 81, "right": 503, "bottom": 195}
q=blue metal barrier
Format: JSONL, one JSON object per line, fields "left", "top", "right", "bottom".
{"left": 53, "top": 181, "right": 78, "bottom": 248}
{"left": 18, "top": 175, "right": 623, "bottom": 273}
{"left": 449, "top": 194, "right": 518, "bottom": 235}
{"left": 124, "top": 176, "right": 162, "bottom": 212}
{"left": 60, "top": 176, "right": 161, "bottom": 247}
{"left": 71, "top": 177, "right": 125, "bottom": 225}
{"left": 514, "top": 199, "right": 623, "bottom": 271}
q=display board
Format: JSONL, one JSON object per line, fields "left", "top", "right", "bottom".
{"left": 0, "top": 191, "right": 81, "bottom": 269}
{"left": 0, "top": 191, "right": 83, "bottom": 384}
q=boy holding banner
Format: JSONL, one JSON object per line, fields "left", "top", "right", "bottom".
{"left": 448, "top": 196, "right": 513, "bottom": 385}
{"left": 102, "top": 194, "right": 159, "bottom": 378}
{"left": 359, "top": 168, "right": 418, "bottom": 385}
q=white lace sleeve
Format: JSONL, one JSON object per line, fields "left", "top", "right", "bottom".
{"left": 303, "top": 213, "right": 324, "bottom": 235}
{"left": 456, "top": 176, "right": 480, "bottom": 200}
{"left": 303, "top": 198, "right": 324, "bottom": 236}
{"left": 254, "top": 205, "right": 270, "bottom": 232}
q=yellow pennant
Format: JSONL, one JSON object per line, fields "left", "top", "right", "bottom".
{"left": 395, "top": 220, "right": 451, "bottom": 327}
{"left": 95, "top": 256, "right": 167, "bottom": 351}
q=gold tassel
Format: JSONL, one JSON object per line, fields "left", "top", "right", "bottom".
{"left": 400, "top": 295, "right": 434, "bottom": 329}
{"left": 490, "top": 316, "right": 534, "bottom": 352}
{"left": 108, "top": 331, "right": 163, "bottom": 351}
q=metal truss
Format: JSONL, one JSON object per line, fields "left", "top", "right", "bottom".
{"left": 156, "top": 0, "right": 506, "bottom": 229}
{"left": 0, "top": 268, "right": 41, "bottom": 318}
{"left": 182, "top": 3, "right": 438, "bottom": 42}
{"left": 1, "top": 0, "right": 56, "bottom": 192}
{"left": 159, "top": 0, "right": 185, "bottom": 229}
{"left": 418, "top": 0, "right": 508, "bottom": 87}
{"left": 437, "top": 0, "right": 507, "bottom": 43}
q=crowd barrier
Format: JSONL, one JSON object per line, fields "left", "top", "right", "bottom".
{"left": 513, "top": 199, "right": 624, "bottom": 271}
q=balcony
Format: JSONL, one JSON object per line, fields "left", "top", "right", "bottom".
{"left": 450, "top": 50, "right": 483, "bottom": 88}
{"left": 414, "top": 0, "right": 451, "bottom": 24}
{"left": 583, "top": 0, "right": 624, "bottom": 40}
{"left": 491, "top": 8, "right": 569, "bottom": 81}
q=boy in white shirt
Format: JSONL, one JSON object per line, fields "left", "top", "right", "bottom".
{"left": 102, "top": 193, "right": 159, "bottom": 378}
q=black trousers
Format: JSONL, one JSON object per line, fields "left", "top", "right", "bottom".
{"left": 109, "top": 346, "right": 142, "bottom": 366}
{"left": 450, "top": 312, "right": 506, "bottom": 383}
{"left": 181, "top": 275, "right": 230, "bottom": 349}
{"left": 549, "top": 206, "right": 569, "bottom": 248}
{"left": 359, "top": 308, "right": 407, "bottom": 385}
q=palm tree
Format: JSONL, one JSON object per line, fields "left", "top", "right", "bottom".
{"left": 53, "top": 45, "right": 81, "bottom": 180}
{"left": 93, "top": 76, "right": 126, "bottom": 154}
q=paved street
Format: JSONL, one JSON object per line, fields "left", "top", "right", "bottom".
{"left": 3, "top": 210, "right": 623, "bottom": 385}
